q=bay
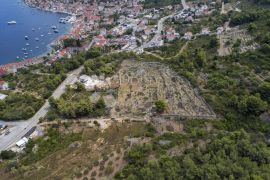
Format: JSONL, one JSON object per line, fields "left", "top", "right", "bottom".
{"left": 0, "top": 0, "right": 71, "bottom": 65}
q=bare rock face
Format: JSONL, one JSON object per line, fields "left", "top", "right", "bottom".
{"left": 109, "top": 60, "right": 215, "bottom": 119}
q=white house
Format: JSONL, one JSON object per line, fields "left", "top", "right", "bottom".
{"left": 217, "top": 27, "right": 224, "bottom": 35}
{"left": 0, "top": 81, "right": 8, "bottom": 90}
{"left": 184, "top": 32, "right": 193, "bottom": 40}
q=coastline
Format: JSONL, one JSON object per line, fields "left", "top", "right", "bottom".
{"left": 0, "top": 0, "right": 75, "bottom": 70}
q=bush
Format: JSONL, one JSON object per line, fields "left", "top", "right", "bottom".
{"left": 104, "top": 166, "right": 114, "bottom": 175}
{"left": 0, "top": 150, "right": 16, "bottom": 160}
{"left": 91, "top": 171, "right": 97, "bottom": 177}
{"left": 155, "top": 100, "right": 167, "bottom": 113}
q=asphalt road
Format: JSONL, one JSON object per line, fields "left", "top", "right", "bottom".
{"left": 0, "top": 66, "right": 82, "bottom": 151}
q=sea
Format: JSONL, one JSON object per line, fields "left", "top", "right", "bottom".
{"left": 0, "top": 0, "right": 71, "bottom": 65}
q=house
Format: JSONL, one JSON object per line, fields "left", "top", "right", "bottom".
{"left": 217, "top": 27, "right": 224, "bottom": 35}
{"left": 165, "top": 28, "right": 180, "bottom": 41}
{"left": 0, "top": 93, "right": 7, "bottom": 100}
{"left": 0, "top": 68, "right": 7, "bottom": 76}
{"left": 0, "top": 80, "right": 8, "bottom": 90}
{"left": 184, "top": 32, "right": 193, "bottom": 40}
{"left": 93, "top": 35, "right": 107, "bottom": 47}
{"left": 201, "top": 27, "right": 210, "bottom": 35}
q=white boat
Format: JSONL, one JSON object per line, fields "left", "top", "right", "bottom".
{"left": 7, "top": 21, "right": 16, "bottom": 25}
{"left": 25, "top": 36, "right": 29, "bottom": 40}
{"left": 32, "top": 28, "right": 35, "bottom": 31}
{"left": 21, "top": 48, "right": 27, "bottom": 51}
{"left": 35, "top": 46, "right": 39, "bottom": 49}
{"left": 51, "top": 26, "right": 57, "bottom": 30}
{"left": 48, "top": 32, "right": 52, "bottom": 35}
{"left": 24, "top": 52, "right": 28, "bottom": 55}
{"left": 26, "top": 43, "right": 30, "bottom": 46}
{"left": 40, "top": 34, "right": 44, "bottom": 37}
{"left": 35, "top": 38, "right": 39, "bottom": 41}
{"left": 54, "top": 29, "right": 59, "bottom": 33}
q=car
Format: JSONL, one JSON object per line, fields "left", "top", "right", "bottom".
{"left": 4, "top": 130, "right": 10, "bottom": 136}
{"left": 0, "top": 125, "right": 7, "bottom": 130}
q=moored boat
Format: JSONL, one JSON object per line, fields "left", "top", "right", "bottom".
{"left": 7, "top": 21, "right": 16, "bottom": 25}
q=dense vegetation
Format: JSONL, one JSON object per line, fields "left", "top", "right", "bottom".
{"left": 116, "top": 127, "right": 270, "bottom": 179}
{"left": 142, "top": 0, "right": 181, "bottom": 8}
{"left": 63, "top": 38, "right": 81, "bottom": 48}
{"left": 83, "top": 51, "right": 138, "bottom": 77}
{"left": 0, "top": 93, "right": 43, "bottom": 120}
{"left": 47, "top": 84, "right": 106, "bottom": 119}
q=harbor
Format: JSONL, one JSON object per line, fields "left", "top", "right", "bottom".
{"left": 0, "top": 0, "right": 72, "bottom": 65}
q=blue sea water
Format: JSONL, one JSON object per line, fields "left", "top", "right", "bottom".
{"left": 0, "top": 0, "right": 71, "bottom": 65}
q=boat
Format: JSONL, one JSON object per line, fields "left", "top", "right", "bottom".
{"left": 7, "top": 21, "right": 16, "bottom": 25}
{"left": 30, "top": 50, "right": 33, "bottom": 52}
{"left": 59, "top": 19, "right": 66, "bottom": 24}
{"left": 35, "top": 46, "right": 39, "bottom": 49}
{"left": 25, "top": 36, "right": 29, "bottom": 40}
{"left": 40, "top": 34, "right": 44, "bottom": 37}
{"left": 26, "top": 43, "right": 30, "bottom": 46}
{"left": 35, "top": 38, "right": 39, "bottom": 41}
{"left": 48, "top": 32, "right": 52, "bottom": 35}
{"left": 51, "top": 26, "right": 57, "bottom": 30}
{"left": 24, "top": 52, "right": 28, "bottom": 55}
{"left": 16, "top": 56, "right": 19, "bottom": 59}
{"left": 32, "top": 28, "right": 35, "bottom": 31}
{"left": 54, "top": 29, "right": 59, "bottom": 33}
{"left": 21, "top": 48, "right": 27, "bottom": 51}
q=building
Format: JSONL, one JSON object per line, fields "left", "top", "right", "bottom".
{"left": 0, "top": 81, "right": 8, "bottom": 90}
{"left": 184, "top": 32, "right": 193, "bottom": 40}
{"left": 16, "top": 137, "right": 28, "bottom": 148}
{"left": 93, "top": 35, "right": 107, "bottom": 47}
{"left": 0, "top": 93, "right": 8, "bottom": 100}
{"left": 217, "top": 27, "right": 224, "bottom": 35}
{"left": 201, "top": 27, "right": 210, "bottom": 35}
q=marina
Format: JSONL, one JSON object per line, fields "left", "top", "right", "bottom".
{"left": 0, "top": 0, "right": 71, "bottom": 65}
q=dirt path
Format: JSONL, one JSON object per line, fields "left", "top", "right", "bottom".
{"left": 145, "top": 41, "right": 189, "bottom": 60}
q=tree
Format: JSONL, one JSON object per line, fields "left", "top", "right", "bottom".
{"left": 209, "top": 37, "right": 219, "bottom": 48}
{"left": 195, "top": 49, "right": 206, "bottom": 68}
{"left": 155, "top": 100, "right": 167, "bottom": 113}
{"left": 238, "top": 95, "right": 268, "bottom": 115}
{"left": 85, "top": 47, "right": 102, "bottom": 59}
{"left": 0, "top": 150, "right": 16, "bottom": 160}
{"left": 258, "top": 82, "right": 270, "bottom": 103}
{"left": 75, "top": 82, "right": 86, "bottom": 92}
{"left": 248, "top": 23, "right": 257, "bottom": 32}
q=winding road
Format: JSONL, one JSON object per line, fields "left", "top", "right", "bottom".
{"left": 0, "top": 66, "right": 82, "bottom": 151}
